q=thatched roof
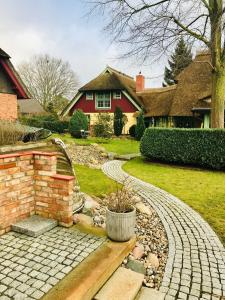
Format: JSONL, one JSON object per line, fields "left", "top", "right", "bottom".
{"left": 18, "top": 99, "right": 45, "bottom": 115}
{"left": 138, "top": 85, "right": 177, "bottom": 117}
{"left": 169, "top": 52, "right": 212, "bottom": 116}
{"left": 79, "top": 66, "right": 143, "bottom": 108}
{"left": 140, "top": 52, "right": 212, "bottom": 117}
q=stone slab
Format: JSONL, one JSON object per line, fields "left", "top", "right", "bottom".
{"left": 11, "top": 215, "right": 58, "bottom": 237}
{"left": 94, "top": 267, "right": 144, "bottom": 300}
{"left": 136, "top": 287, "right": 165, "bottom": 300}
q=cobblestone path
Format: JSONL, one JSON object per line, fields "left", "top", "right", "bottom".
{"left": 102, "top": 160, "right": 225, "bottom": 300}
{"left": 0, "top": 227, "right": 106, "bottom": 299}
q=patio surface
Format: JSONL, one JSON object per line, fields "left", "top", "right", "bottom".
{"left": 0, "top": 227, "right": 106, "bottom": 299}
{"left": 102, "top": 160, "right": 225, "bottom": 300}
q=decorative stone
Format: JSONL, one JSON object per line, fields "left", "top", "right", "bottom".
{"left": 73, "top": 213, "right": 93, "bottom": 226}
{"left": 132, "top": 244, "right": 144, "bottom": 259}
{"left": 135, "top": 203, "right": 152, "bottom": 216}
{"left": 127, "top": 260, "right": 146, "bottom": 275}
{"left": 146, "top": 253, "right": 159, "bottom": 269}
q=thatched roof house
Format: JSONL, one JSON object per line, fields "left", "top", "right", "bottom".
{"left": 138, "top": 52, "right": 212, "bottom": 127}
{"left": 62, "top": 53, "right": 213, "bottom": 129}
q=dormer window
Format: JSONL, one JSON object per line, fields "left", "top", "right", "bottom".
{"left": 113, "top": 91, "right": 121, "bottom": 99}
{"left": 86, "top": 92, "right": 93, "bottom": 100}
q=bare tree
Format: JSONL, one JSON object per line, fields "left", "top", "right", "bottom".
{"left": 18, "top": 54, "right": 79, "bottom": 112}
{"left": 89, "top": 0, "right": 225, "bottom": 128}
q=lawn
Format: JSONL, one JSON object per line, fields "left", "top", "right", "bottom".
{"left": 74, "top": 164, "right": 120, "bottom": 198}
{"left": 51, "top": 133, "right": 139, "bottom": 155}
{"left": 123, "top": 157, "right": 225, "bottom": 245}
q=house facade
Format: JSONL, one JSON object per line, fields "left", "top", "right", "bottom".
{"left": 62, "top": 52, "right": 214, "bottom": 131}
{"left": 61, "top": 66, "right": 143, "bottom": 133}
{"left": 138, "top": 51, "right": 213, "bottom": 129}
{"left": 0, "top": 48, "right": 29, "bottom": 120}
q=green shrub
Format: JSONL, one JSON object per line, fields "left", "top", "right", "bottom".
{"left": 129, "top": 124, "right": 136, "bottom": 138}
{"left": 135, "top": 111, "right": 146, "bottom": 141}
{"left": 141, "top": 128, "right": 225, "bottom": 170}
{"left": 113, "top": 106, "right": 124, "bottom": 136}
{"left": 69, "top": 110, "right": 88, "bottom": 138}
{"left": 93, "top": 113, "right": 113, "bottom": 138}
{"left": 20, "top": 115, "right": 69, "bottom": 134}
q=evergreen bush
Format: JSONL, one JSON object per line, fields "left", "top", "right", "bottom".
{"left": 20, "top": 115, "right": 69, "bottom": 134}
{"left": 113, "top": 106, "right": 124, "bottom": 136}
{"left": 141, "top": 127, "right": 225, "bottom": 170}
{"left": 69, "top": 110, "right": 88, "bottom": 138}
{"left": 129, "top": 124, "right": 136, "bottom": 138}
{"left": 135, "top": 111, "right": 146, "bottom": 141}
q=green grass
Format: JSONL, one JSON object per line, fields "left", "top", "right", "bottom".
{"left": 51, "top": 133, "right": 139, "bottom": 155}
{"left": 74, "top": 164, "right": 119, "bottom": 198}
{"left": 123, "top": 157, "right": 225, "bottom": 245}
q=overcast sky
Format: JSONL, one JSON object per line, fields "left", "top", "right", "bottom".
{"left": 0, "top": 0, "right": 168, "bottom": 88}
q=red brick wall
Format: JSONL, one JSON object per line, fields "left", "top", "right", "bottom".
{"left": 0, "top": 151, "right": 74, "bottom": 235}
{"left": 0, "top": 93, "right": 17, "bottom": 120}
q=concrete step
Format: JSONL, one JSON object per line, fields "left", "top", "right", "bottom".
{"left": 94, "top": 267, "right": 144, "bottom": 300}
{"left": 11, "top": 215, "right": 58, "bottom": 237}
{"left": 135, "top": 287, "right": 166, "bottom": 300}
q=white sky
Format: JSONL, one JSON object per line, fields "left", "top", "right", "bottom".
{"left": 0, "top": 0, "right": 168, "bottom": 88}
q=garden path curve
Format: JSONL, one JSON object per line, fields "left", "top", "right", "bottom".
{"left": 102, "top": 160, "right": 225, "bottom": 300}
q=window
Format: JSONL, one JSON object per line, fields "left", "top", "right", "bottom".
{"left": 96, "top": 92, "right": 111, "bottom": 109}
{"left": 86, "top": 92, "right": 93, "bottom": 100}
{"left": 113, "top": 91, "right": 121, "bottom": 99}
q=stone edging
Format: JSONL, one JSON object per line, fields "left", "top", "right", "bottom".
{"left": 102, "top": 160, "right": 225, "bottom": 300}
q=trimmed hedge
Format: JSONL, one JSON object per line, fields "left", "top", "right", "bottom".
{"left": 140, "top": 128, "right": 225, "bottom": 170}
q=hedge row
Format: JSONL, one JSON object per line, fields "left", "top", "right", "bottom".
{"left": 140, "top": 128, "right": 225, "bottom": 170}
{"left": 20, "top": 116, "right": 69, "bottom": 134}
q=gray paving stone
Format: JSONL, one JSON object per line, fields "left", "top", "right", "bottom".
{"left": 0, "top": 226, "right": 105, "bottom": 300}
{"left": 102, "top": 160, "right": 225, "bottom": 299}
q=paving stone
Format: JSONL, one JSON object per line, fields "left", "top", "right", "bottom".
{"left": 102, "top": 160, "right": 225, "bottom": 299}
{"left": 0, "top": 285, "right": 7, "bottom": 293}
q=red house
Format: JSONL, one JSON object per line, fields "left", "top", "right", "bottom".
{"left": 0, "top": 48, "right": 29, "bottom": 120}
{"left": 61, "top": 66, "right": 144, "bottom": 133}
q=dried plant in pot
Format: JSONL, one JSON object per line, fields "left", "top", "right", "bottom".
{"left": 103, "top": 184, "right": 136, "bottom": 242}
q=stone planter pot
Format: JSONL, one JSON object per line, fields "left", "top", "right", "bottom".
{"left": 106, "top": 207, "right": 136, "bottom": 242}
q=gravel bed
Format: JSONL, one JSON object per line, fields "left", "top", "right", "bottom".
{"left": 67, "top": 143, "right": 109, "bottom": 169}
{"left": 92, "top": 196, "right": 168, "bottom": 289}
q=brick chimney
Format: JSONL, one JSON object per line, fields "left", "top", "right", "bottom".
{"left": 136, "top": 72, "right": 145, "bottom": 92}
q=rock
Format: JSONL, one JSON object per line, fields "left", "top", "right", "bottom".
{"left": 73, "top": 213, "right": 93, "bottom": 226}
{"left": 146, "top": 253, "right": 159, "bottom": 269}
{"left": 132, "top": 244, "right": 144, "bottom": 259}
{"left": 83, "top": 194, "right": 100, "bottom": 210}
{"left": 101, "top": 152, "right": 108, "bottom": 158}
{"left": 135, "top": 202, "right": 152, "bottom": 216}
{"left": 126, "top": 260, "right": 146, "bottom": 275}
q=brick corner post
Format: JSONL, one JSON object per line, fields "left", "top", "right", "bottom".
{"left": 33, "top": 152, "right": 75, "bottom": 227}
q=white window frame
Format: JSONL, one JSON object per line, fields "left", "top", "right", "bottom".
{"left": 113, "top": 91, "right": 121, "bottom": 99}
{"left": 95, "top": 92, "right": 111, "bottom": 109}
{"left": 86, "top": 92, "right": 94, "bottom": 100}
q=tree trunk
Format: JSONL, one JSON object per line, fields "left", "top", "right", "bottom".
{"left": 209, "top": 0, "right": 224, "bottom": 128}
{"left": 211, "top": 69, "right": 225, "bottom": 128}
